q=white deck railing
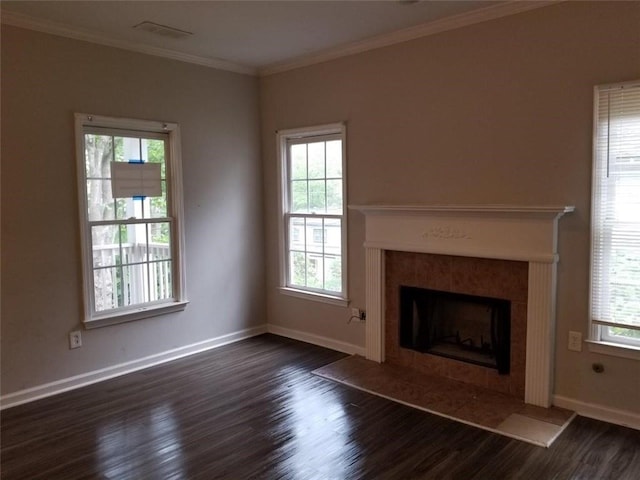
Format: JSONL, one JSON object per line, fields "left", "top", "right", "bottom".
{"left": 93, "top": 243, "right": 171, "bottom": 311}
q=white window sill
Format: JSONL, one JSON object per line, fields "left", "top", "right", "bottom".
{"left": 84, "top": 301, "right": 189, "bottom": 329}
{"left": 280, "top": 287, "right": 349, "bottom": 307}
{"left": 586, "top": 339, "right": 640, "bottom": 361}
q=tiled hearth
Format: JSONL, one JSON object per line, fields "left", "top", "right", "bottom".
{"left": 313, "top": 355, "right": 576, "bottom": 447}
{"left": 385, "top": 251, "right": 528, "bottom": 398}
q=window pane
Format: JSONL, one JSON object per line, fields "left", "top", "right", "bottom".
{"left": 605, "top": 326, "right": 640, "bottom": 345}
{"left": 324, "top": 255, "right": 342, "bottom": 293}
{"left": 94, "top": 267, "right": 119, "bottom": 312}
{"left": 114, "top": 137, "right": 124, "bottom": 162}
{"left": 325, "top": 218, "right": 341, "bottom": 256}
{"left": 115, "top": 198, "right": 128, "bottom": 220}
{"left": 119, "top": 136, "right": 142, "bottom": 163}
{"left": 290, "top": 251, "right": 306, "bottom": 287}
{"left": 140, "top": 197, "right": 153, "bottom": 220}
{"left": 326, "top": 140, "right": 342, "bottom": 178}
{"left": 85, "top": 134, "right": 113, "bottom": 179}
{"left": 149, "top": 261, "right": 172, "bottom": 302}
{"left": 609, "top": 247, "right": 640, "bottom": 325}
{"left": 326, "top": 179, "right": 343, "bottom": 214}
{"left": 129, "top": 197, "right": 146, "bottom": 220}
{"left": 308, "top": 180, "right": 326, "bottom": 212}
{"left": 120, "top": 224, "right": 147, "bottom": 266}
{"left": 145, "top": 139, "right": 166, "bottom": 178}
{"left": 307, "top": 254, "right": 323, "bottom": 289}
{"left": 147, "top": 181, "right": 168, "bottom": 218}
{"left": 291, "top": 144, "right": 307, "bottom": 180}
{"left": 92, "top": 225, "right": 120, "bottom": 268}
{"left": 148, "top": 222, "right": 171, "bottom": 261}
{"left": 144, "top": 139, "right": 168, "bottom": 220}
{"left": 306, "top": 218, "right": 323, "bottom": 254}
{"left": 308, "top": 142, "right": 325, "bottom": 179}
{"left": 312, "top": 228, "right": 325, "bottom": 244}
{"left": 291, "top": 180, "right": 308, "bottom": 212}
{"left": 121, "top": 263, "right": 148, "bottom": 305}
{"left": 87, "top": 180, "right": 115, "bottom": 221}
{"left": 289, "top": 217, "right": 305, "bottom": 251}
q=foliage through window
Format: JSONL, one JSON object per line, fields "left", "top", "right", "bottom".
{"left": 278, "top": 124, "right": 347, "bottom": 301}
{"left": 591, "top": 81, "right": 640, "bottom": 348}
{"left": 76, "top": 114, "right": 186, "bottom": 327}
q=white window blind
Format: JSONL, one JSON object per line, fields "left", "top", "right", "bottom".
{"left": 591, "top": 81, "right": 640, "bottom": 344}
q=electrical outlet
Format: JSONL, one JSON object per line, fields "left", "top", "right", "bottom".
{"left": 351, "top": 308, "right": 360, "bottom": 318}
{"left": 351, "top": 308, "right": 366, "bottom": 321}
{"left": 568, "top": 331, "right": 582, "bottom": 352}
{"left": 69, "top": 330, "right": 82, "bottom": 349}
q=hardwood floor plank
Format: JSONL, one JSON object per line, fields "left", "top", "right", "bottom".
{"left": 2, "top": 334, "right": 639, "bottom": 479}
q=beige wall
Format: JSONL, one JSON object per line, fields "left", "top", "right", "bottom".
{"left": 1, "top": 26, "right": 264, "bottom": 395}
{"left": 260, "top": 2, "right": 640, "bottom": 412}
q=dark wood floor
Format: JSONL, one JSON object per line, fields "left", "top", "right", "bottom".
{"left": 2, "top": 334, "right": 639, "bottom": 480}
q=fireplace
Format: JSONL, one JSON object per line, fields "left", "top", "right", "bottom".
{"left": 399, "top": 286, "right": 511, "bottom": 374}
{"left": 350, "top": 204, "right": 574, "bottom": 407}
{"left": 385, "top": 251, "right": 527, "bottom": 397}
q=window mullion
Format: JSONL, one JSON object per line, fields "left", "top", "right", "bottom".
{"left": 118, "top": 225, "right": 124, "bottom": 309}
{"left": 306, "top": 143, "right": 310, "bottom": 215}
{"left": 112, "top": 134, "right": 117, "bottom": 220}
{"left": 146, "top": 223, "right": 151, "bottom": 303}
{"left": 303, "top": 217, "right": 308, "bottom": 287}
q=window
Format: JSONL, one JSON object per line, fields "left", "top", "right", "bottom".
{"left": 590, "top": 81, "right": 640, "bottom": 351}
{"left": 277, "top": 123, "right": 347, "bottom": 304}
{"left": 313, "top": 228, "right": 327, "bottom": 244}
{"left": 75, "top": 114, "right": 187, "bottom": 328}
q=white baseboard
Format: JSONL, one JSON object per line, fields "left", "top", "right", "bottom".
{"left": 1, "top": 325, "right": 268, "bottom": 410}
{"left": 553, "top": 394, "right": 640, "bottom": 431}
{"left": 267, "top": 324, "right": 365, "bottom": 356}
{"left": 4, "top": 324, "right": 637, "bottom": 436}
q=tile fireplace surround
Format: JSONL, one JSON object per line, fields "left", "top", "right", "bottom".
{"left": 350, "top": 205, "right": 574, "bottom": 408}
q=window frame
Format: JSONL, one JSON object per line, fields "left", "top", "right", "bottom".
{"left": 75, "top": 113, "right": 188, "bottom": 328}
{"left": 588, "top": 80, "right": 640, "bottom": 359}
{"left": 276, "top": 123, "right": 348, "bottom": 306}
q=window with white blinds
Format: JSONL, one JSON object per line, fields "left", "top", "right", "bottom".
{"left": 591, "top": 80, "right": 640, "bottom": 348}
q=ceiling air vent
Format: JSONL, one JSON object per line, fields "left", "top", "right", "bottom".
{"left": 133, "top": 21, "right": 193, "bottom": 40}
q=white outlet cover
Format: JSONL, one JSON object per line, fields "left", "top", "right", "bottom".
{"left": 69, "top": 331, "right": 82, "bottom": 349}
{"left": 568, "top": 331, "right": 582, "bottom": 352}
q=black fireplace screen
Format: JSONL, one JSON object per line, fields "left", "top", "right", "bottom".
{"left": 399, "top": 286, "right": 511, "bottom": 374}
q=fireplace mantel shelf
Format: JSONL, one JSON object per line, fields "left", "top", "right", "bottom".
{"left": 349, "top": 204, "right": 575, "bottom": 218}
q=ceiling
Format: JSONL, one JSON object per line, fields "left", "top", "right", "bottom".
{"left": 1, "top": 1, "right": 547, "bottom": 75}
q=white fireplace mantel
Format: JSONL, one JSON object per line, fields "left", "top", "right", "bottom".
{"left": 349, "top": 204, "right": 574, "bottom": 407}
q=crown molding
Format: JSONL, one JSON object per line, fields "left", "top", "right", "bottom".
{"left": 259, "top": 0, "right": 559, "bottom": 76}
{"left": 1, "top": 1, "right": 560, "bottom": 78}
{"left": 1, "top": 10, "right": 257, "bottom": 76}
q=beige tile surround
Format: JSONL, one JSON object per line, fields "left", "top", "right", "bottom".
{"left": 385, "top": 251, "right": 528, "bottom": 399}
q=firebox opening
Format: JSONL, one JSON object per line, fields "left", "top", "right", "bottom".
{"left": 399, "top": 286, "right": 511, "bottom": 374}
